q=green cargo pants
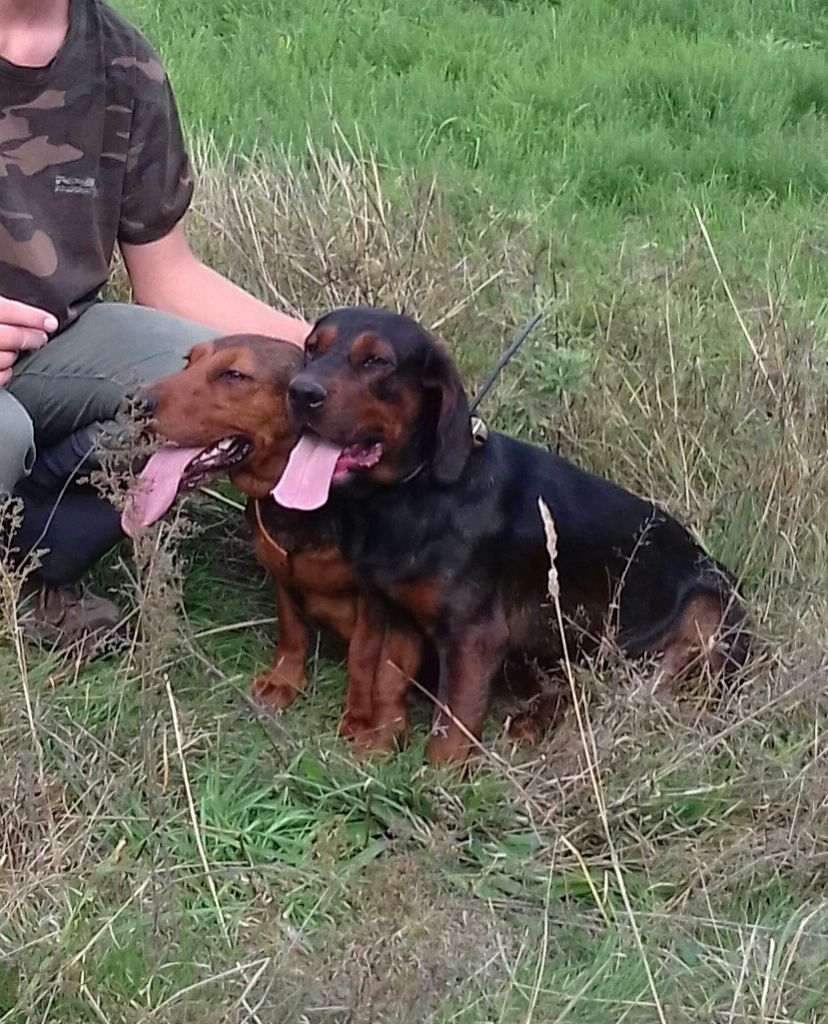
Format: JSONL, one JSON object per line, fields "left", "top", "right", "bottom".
{"left": 0, "top": 302, "right": 220, "bottom": 584}
{"left": 0, "top": 302, "right": 219, "bottom": 496}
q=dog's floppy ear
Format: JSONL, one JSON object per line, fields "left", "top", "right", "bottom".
{"left": 422, "top": 340, "right": 473, "bottom": 484}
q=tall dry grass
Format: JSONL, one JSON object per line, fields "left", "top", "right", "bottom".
{"left": 1, "top": 144, "right": 826, "bottom": 1022}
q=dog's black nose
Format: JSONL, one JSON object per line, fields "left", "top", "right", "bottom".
{"left": 289, "top": 378, "right": 327, "bottom": 412}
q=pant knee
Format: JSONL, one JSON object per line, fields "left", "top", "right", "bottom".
{"left": 8, "top": 302, "right": 223, "bottom": 442}
{"left": 81, "top": 302, "right": 221, "bottom": 381}
{"left": 0, "top": 394, "right": 36, "bottom": 496}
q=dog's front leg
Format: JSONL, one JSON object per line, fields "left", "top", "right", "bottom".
{"left": 426, "top": 612, "right": 508, "bottom": 764}
{"left": 251, "top": 581, "right": 310, "bottom": 709}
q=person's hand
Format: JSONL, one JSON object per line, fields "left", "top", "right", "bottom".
{"left": 0, "top": 296, "right": 57, "bottom": 386}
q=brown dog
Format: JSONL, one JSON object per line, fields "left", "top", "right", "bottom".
{"left": 121, "top": 334, "right": 422, "bottom": 752}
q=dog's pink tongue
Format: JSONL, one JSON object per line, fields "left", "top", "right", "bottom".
{"left": 121, "top": 447, "right": 203, "bottom": 538}
{"left": 272, "top": 433, "right": 343, "bottom": 511}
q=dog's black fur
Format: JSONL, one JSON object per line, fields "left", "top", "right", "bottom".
{"left": 287, "top": 307, "right": 749, "bottom": 762}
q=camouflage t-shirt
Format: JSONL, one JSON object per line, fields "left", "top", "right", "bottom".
{"left": 0, "top": 0, "right": 193, "bottom": 330}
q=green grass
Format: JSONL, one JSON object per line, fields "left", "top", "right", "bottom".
{"left": 1, "top": 0, "right": 828, "bottom": 1020}
{"left": 117, "top": 0, "right": 828, "bottom": 205}
{"left": 116, "top": 0, "right": 828, "bottom": 292}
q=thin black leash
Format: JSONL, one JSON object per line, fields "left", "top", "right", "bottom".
{"left": 469, "top": 311, "right": 544, "bottom": 415}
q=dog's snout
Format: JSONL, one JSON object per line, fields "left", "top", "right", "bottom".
{"left": 289, "top": 377, "right": 327, "bottom": 412}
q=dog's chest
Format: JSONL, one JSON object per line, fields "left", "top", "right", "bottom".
{"left": 340, "top": 497, "right": 446, "bottom": 587}
{"left": 250, "top": 501, "right": 334, "bottom": 553}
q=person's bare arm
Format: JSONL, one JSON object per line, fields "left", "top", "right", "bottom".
{"left": 0, "top": 296, "right": 57, "bottom": 386}
{"left": 120, "top": 222, "right": 309, "bottom": 347}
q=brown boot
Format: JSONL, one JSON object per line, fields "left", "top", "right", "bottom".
{"left": 18, "top": 580, "right": 125, "bottom": 658}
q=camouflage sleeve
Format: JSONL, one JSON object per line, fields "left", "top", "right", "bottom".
{"left": 117, "top": 59, "right": 194, "bottom": 245}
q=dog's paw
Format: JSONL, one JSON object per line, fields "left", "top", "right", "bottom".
{"left": 338, "top": 711, "right": 373, "bottom": 740}
{"left": 250, "top": 671, "right": 306, "bottom": 710}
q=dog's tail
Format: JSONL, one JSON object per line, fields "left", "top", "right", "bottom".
{"left": 691, "top": 555, "right": 752, "bottom": 676}
{"left": 716, "top": 581, "right": 752, "bottom": 676}
{"left": 621, "top": 559, "right": 752, "bottom": 677}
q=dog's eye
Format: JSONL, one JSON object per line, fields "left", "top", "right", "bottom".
{"left": 219, "top": 369, "right": 250, "bottom": 383}
{"left": 361, "top": 355, "right": 389, "bottom": 369}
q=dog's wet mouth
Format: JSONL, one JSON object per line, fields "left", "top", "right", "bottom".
{"left": 121, "top": 435, "right": 253, "bottom": 537}
{"left": 180, "top": 436, "right": 252, "bottom": 489}
{"left": 332, "top": 441, "right": 383, "bottom": 481}
{"left": 271, "top": 432, "right": 384, "bottom": 511}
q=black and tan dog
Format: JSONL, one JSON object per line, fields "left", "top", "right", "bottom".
{"left": 275, "top": 308, "right": 750, "bottom": 764}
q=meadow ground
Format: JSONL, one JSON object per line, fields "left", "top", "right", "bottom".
{"left": 1, "top": 1, "right": 827, "bottom": 1020}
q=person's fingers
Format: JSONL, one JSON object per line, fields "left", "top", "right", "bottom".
{"left": 0, "top": 295, "right": 58, "bottom": 333}
{"left": 0, "top": 367, "right": 12, "bottom": 387}
{"left": 0, "top": 350, "right": 16, "bottom": 372}
{"left": 0, "top": 324, "right": 48, "bottom": 353}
